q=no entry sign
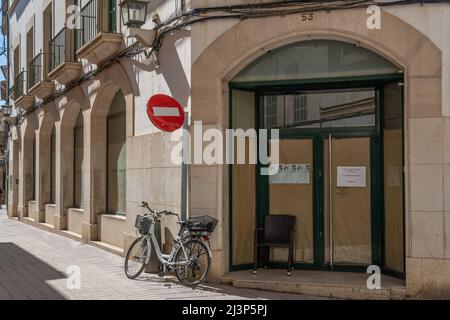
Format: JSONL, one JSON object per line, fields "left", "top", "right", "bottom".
{"left": 147, "top": 94, "right": 185, "bottom": 132}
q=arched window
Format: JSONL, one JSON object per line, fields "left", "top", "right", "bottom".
{"left": 232, "top": 40, "right": 400, "bottom": 83}
{"left": 50, "top": 125, "right": 56, "bottom": 204}
{"left": 74, "top": 111, "right": 84, "bottom": 208}
{"left": 107, "top": 91, "right": 126, "bottom": 214}
{"left": 32, "top": 134, "right": 36, "bottom": 200}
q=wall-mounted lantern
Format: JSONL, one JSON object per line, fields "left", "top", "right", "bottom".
{"left": 120, "top": 0, "right": 156, "bottom": 47}
{"left": 120, "top": 0, "right": 149, "bottom": 28}
{"left": 1, "top": 104, "right": 12, "bottom": 117}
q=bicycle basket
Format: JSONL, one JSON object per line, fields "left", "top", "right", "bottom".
{"left": 135, "top": 215, "right": 150, "bottom": 234}
{"left": 187, "top": 215, "right": 218, "bottom": 233}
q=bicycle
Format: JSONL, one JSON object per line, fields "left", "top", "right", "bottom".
{"left": 124, "top": 202, "right": 216, "bottom": 286}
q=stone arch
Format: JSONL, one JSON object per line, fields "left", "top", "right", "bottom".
{"left": 36, "top": 107, "right": 58, "bottom": 223}
{"left": 82, "top": 64, "right": 134, "bottom": 240}
{"left": 54, "top": 100, "right": 86, "bottom": 231}
{"left": 88, "top": 63, "right": 134, "bottom": 137}
{"left": 191, "top": 8, "right": 442, "bottom": 280}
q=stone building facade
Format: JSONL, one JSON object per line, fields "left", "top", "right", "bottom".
{"left": 4, "top": 0, "right": 450, "bottom": 298}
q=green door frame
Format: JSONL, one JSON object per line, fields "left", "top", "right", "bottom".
{"left": 228, "top": 74, "right": 405, "bottom": 275}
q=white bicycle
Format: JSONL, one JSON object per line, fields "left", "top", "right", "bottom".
{"left": 124, "top": 202, "right": 216, "bottom": 286}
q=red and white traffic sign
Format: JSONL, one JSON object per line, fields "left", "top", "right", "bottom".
{"left": 147, "top": 94, "right": 185, "bottom": 132}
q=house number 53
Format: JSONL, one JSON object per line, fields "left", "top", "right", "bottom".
{"left": 301, "top": 13, "right": 314, "bottom": 21}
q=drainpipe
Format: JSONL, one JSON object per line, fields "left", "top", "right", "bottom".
{"left": 180, "top": 112, "right": 188, "bottom": 221}
{"left": 179, "top": 0, "right": 187, "bottom": 220}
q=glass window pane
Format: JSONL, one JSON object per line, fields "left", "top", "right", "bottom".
{"left": 262, "top": 89, "right": 376, "bottom": 129}
{"left": 51, "top": 126, "right": 56, "bottom": 203}
{"left": 74, "top": 111, "right": 84, "bottom": 208}
{"left": 233, "top": 40, "right": 399, "bottom": 83}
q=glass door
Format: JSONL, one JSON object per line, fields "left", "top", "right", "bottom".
{"left": 268, "top": 139, "right": 315, "bottom": 264}
{"left": 324, "top": 136, "right": 373, "bottom": 266}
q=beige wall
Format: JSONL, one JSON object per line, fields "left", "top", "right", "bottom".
{"left": 191, "top": 8, "right": 448, "bottom": 297}
{"left": 5, "top": 1, "right": 450, "bottom": 298}
{"left": 12, "top": 61, "right": 183, "bottom": 253}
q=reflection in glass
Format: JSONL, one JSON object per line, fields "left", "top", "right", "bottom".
{"left": 233, "top": 40, "right": 399, "bottom": 83}
{"left": 263, "top": 89, "right": 376, "bottom": 129}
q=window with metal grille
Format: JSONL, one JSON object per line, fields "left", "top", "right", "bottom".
{"left": 294, "top": 95, "right": 307, "bottom": 123}
{"left": 265, "top": 96, "right": 277, "bottom": 128}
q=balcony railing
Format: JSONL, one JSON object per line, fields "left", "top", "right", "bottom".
{"left": 80, "top": 0, "right": 116, "bottom": 47}
{"left": 49, "top": 28, "right": 81, "bottom": 72}
{"left": 49, "top": 29, "right": 66, "bottom": 72}
{"left": 13, "top": 71, "right": 26, "bottom": 99}
{"left": 81, "top": 0, "right": 100, "bottom": 47}
{"left": 28, "top": 53, "right": 44, "bottom": 90}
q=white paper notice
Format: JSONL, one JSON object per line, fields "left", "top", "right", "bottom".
{"left": 337, "top": 166, "right": 367, "bottom": 188}
{"left": 269, "top": 164, "right": 311, "bottom": 185}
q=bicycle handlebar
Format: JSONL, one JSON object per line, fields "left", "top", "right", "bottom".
{"left": 141, "top": 202, "right": 180, "bottom": 219}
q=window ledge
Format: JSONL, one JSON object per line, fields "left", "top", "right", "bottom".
{"left": 101, "top": 214, "right": 126, "bottom": 221}
{"left": 68, "top": 208, "right": 84, "bottom": 214}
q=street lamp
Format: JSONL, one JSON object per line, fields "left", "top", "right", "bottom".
{"left": 1, "top": 104, "right": 16, "bottom": 125}
{"left": 1, "top": 104, "right": 12, "bottom": 117}
{"left": 120, "top": 0, "right": 149, "bottom": 28}
{"left": 120, "top": 0, "right": 156, "bottom": 48}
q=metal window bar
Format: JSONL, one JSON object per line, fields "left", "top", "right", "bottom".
{"left": 80, "top": 0, "right": 100, "bottom": 47}
{"left": 28, "top": 53, "right": 43, "bottom": 90}
{"left": 13, "top": 71, "right": 25, "bottom": 99}
{"left": 49, "top": 28, "right": 66, "bottom": 72}
{"left": 109, "top": 0, "right": 117, "bottom": 33}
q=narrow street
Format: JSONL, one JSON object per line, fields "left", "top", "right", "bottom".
{"left": 0, "top": 209, "right": 320, "bottom": 300}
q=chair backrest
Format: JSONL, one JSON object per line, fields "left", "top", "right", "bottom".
{"left": 264, "top": 215, "right": 296, "bottom": 244}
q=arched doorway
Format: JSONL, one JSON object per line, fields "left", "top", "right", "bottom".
{"left": 230, "top": 39, "right": 405, "bottom": 276}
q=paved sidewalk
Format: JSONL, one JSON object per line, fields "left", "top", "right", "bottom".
{"left": 0, "top": 209, "right": 321, "bottom": 300}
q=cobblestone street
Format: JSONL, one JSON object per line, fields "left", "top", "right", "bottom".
{"left": 0, "top": 209, "right": 321, "bottom": 300}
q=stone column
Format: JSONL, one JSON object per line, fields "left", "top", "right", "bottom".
{"left": 81, "top": 108, "right": 100, "bottom": 241}
{"left": 7, "top": 138, "right": 19, "bottom": 218}
{"left": 54, "top": 121, "right": 74, "bottom": 230}
{"left": 35, "top": 128, "right": 51, "bottom": 223}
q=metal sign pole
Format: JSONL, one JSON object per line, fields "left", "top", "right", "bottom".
{"left": 329, "top": 134, "right": 334, "bottom": 268}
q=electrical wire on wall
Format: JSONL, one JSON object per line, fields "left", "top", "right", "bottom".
{"left": 11, "top": 0, "right": 450, "bottom": 122}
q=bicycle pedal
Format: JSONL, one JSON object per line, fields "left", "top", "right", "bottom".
{"left": 158, "top": 272, "right": 165, "bottom": 278}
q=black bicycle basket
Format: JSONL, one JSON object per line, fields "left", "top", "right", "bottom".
{"left": 187, "top": 215, "right": 218, "bottom": 233}
{"left": 135, "top": 215, "right": 150, "bottom": 235}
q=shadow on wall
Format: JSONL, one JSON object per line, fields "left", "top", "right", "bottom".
{"left": 11, "top": 0, "right": 28, "bottom": 20}
{"left": 130, "top": 29, "right": 192, "bottom": 109}
{"left": 0, "top": 243, "right": 67, "bottom": 300}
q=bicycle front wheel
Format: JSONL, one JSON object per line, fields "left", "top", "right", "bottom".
{"left": 174, "top": 239, "right": 211, "bottom": 286}
{"left": 124, "top": 237, "right": 149, "bottom": 279}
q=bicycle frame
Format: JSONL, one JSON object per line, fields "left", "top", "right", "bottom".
{"left": 142, "top": 222, "right": 191, "bottom": 270}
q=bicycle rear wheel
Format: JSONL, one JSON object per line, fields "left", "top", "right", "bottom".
{"left": 174, "top": 239, "right": 211, "bottom": 286}
{"left": 124, "top": 237, "right": 149, "bottom": 279}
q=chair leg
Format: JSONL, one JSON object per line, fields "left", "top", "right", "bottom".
{"left": 287, "top": 245, "right": 293, "bottom": 276}
{"left": 253, "top": 245, "right": 258, "bottom": 274}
